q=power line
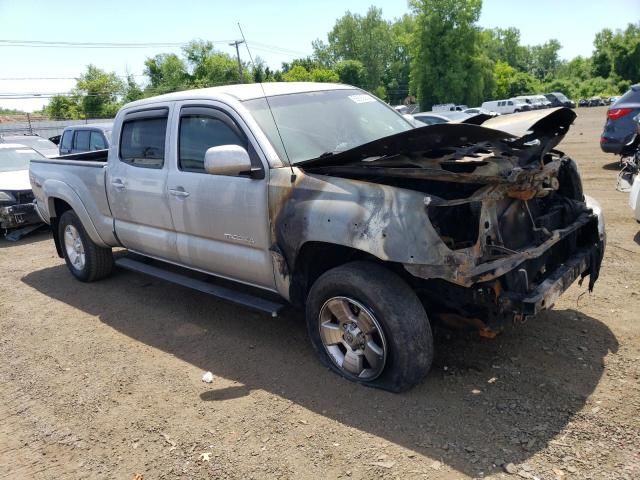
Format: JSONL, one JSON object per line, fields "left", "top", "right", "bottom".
{"left": 0, "top": 39, "right": 233, "bottom": 49}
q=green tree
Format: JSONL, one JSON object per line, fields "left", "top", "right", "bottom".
{"left": 282, "top": 65, "right": 312, "bottom": 82}
{"left": 526, "top": 39, "right": 562, "bottom": 80}
{"left": 73, "top": 65, "right": 124, "bottom": 118}
{"left": 482, "top": 27, "right": 527, "bottom": 70}
{"left": 123, "top": 74, "right": 144, "bottom": 103}
{"left": 321, "top": 6, "right": 394, "bottom": 91}
{"left": 144, "top": 53, "right": 190, "bottom": 94}
{"left": 591, "top": 29, "right": 614, "bottom": 78}
{"left": 310, "top": 68, "right": 339, "bottom": 83}
{"left": 335, "top": 59, "right": 367, "bottom": 87}
{"left": 46, "top": 95, "right": 81, "bottom": 120}
{"left": 410, "top": 0, "right": 488, "bottom": 109}
{"left": 610, "top": 23, "right": 640, "bottom": 82}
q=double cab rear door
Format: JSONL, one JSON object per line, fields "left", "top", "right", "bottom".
{"left": 105, "top": 100, "right": 276, "bottom": 291}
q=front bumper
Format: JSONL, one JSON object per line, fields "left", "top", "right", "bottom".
{"left": 0, "top": 202, "right": 41, "bottom": 230}
{"left": 499, "top": 243, "right": 601, "bottom": 317}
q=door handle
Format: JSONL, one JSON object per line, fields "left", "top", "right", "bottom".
{"left": 169, "top": 188, "right": 190, "bottom": 198}
{"left": 111, "top": 179, "right": 125, "bottom": 189}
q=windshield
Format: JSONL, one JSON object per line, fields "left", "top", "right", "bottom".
{"left": 554, "top": 92, "right": 569, "bottom": 102}
{"left": 244, "top": 89, "right": 413, "bottom": 164}
{"left": 0, "top": 147, "right": 43, "bottom": 172}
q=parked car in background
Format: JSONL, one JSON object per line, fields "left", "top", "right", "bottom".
{"left": 393, "top": 104, "right": 418, "bottom": 115}
{"left": 59, "top": 123, "right": 112, "bottom": 155}
{"left": 544, "top": 92, "right": 575, "bottom": 108}
{"left": 589, "top": 96, "right": 605, "bottom": 107}
{"left": 533, "top": 95, "right": 552, "bottom": 109}
{"left": 0, "top": 134, "right": 59, "bottom": 158}
{"left": 481, "top": 98, "right": 532, "bottom": 114}
{"left": 413, "top": 111, "right": 490, "bottom": 126}
{"left": 0, "top": 143, "right": 44, "bottom": 233}
{"left": 578, "top": 99, "right": 589, "bottom": 107}
{"left": 411, "top": 112, "right": 450, "bottom": 126}
{"left": 601, "top": 84, "right": 640, "bottom": 155}
{"left": 513, "top": 95, "right": 548, "bottom": 110}
{"left": 464, "top": 107, "right": 499, "bottom": 117}
{"left": 432, "top": 103, "right": 468, "bottom": 112}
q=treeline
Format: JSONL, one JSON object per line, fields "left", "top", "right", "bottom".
{"left": 46, "top": 0, "right": 640, "bottom": 119}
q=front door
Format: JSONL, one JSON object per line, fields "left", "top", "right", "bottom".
{"left": 166, "top": 103, "right": 275, "bottom": 290}
{"left": 106, "top": 106, "right": 178, "bottom": 261}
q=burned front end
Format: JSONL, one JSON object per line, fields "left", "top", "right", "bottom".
{"left": 0, "top": 189, "right": 40, "bottom": 231}
{"left": 296, "top": 108, "right": 604, "bottom": 329}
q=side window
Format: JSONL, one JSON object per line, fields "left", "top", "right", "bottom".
{"left": 507, "top": 101, "right": 513, "bottom": 106}
{"left": 74, "top": 130, "right": 90, "bottom": 151}
{"left": 120, "top": 116, "right": 167, "bottom": 169}
{"left": 89, "top": 131, "right": 107, "bottom": 150}
{"left": 60, "top": 131, "right": 73, "bottom": 151}
{"left": 178, "top": 113, "right": 246, "bottom": 173}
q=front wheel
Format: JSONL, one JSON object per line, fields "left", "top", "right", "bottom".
{"left": 306, "top": 261, "right": 433, "bottom": 392}
{"left": 58, "top": 210, "right": 113, "bottom": 282}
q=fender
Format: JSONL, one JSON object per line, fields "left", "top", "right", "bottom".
{"left": 43, "top": 179, "right": 111, "bottom": 248}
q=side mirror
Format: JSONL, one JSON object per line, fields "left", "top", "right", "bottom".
{"left": 204, "top": 145, "right": 253, "bottom": 177}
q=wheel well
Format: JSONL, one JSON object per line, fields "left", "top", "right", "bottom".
{"left": 50, "top": 198, "right": 73, "bottom": 258}
{"left": 289, "top": 242, "right": 403, "bottom": 307}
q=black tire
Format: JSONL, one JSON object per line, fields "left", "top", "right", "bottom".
{"left": 306, "top": 261, "right": 433, "bottom": 392}
{"left": 58, "top": 210, "right": 113, "bottom": 282}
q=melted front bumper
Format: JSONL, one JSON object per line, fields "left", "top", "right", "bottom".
{"left": 0, "top": 202, "right": 41, "bottom": 229}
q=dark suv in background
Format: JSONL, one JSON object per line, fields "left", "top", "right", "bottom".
{"left": 544, "top": 92, "right": 576, "bottom": 108}
{"left": 600, "top": 84, "right": 640, "bottom": 155}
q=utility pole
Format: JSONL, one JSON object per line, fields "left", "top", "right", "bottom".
{"left": 229, "top": 40, "right": 245, "bottom": 82}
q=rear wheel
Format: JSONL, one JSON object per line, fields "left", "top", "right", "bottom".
{"left": 306, "top": 261, "right": 433, "bottom": 392}
{"left": 58, "top": 210, "right": 113, "bottom": 282}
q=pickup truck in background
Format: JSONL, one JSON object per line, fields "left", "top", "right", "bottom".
{"left": 30, "top": 83, "right": 606, "bottom": 392}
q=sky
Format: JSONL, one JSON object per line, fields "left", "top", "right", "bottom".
{"left": 0, "top": 0, "right": 638, "bottom": 112}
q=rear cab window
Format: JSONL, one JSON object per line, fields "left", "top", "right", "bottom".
{"left": 89, "top": 131, "right": 107, "bottom": 150}
{"left": 119, "top": 108, "right": 168, "bottom": 169}
{"left": 74, "top": 130, "right": 90, "bottom": 151}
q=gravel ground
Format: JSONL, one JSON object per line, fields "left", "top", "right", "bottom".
{"left": 1, "top": 106, "right": 639, "bottom": 480}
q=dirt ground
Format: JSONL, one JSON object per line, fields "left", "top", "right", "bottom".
{"left": 1, "top": 106, "right": 639, "bottom": 480}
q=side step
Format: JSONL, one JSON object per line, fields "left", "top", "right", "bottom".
{"left": 115, "top": 257, "right": 285, "bottom": 317}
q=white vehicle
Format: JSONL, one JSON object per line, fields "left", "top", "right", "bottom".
{"left": 432, "top": 103, "right": 467, "bottom": 112}
{"left": 630, "top": 175, "right": 640, "bottom": 221}
{"left": 464, "top": 107, "right": 499, "bottom": 117}
{"left": 481, "top": 99, "right": 532, "bottom": 115}
{"left": 0, "top": 143, "right": 44, "bottom": 231}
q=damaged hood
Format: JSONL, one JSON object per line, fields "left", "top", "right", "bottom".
{"left": 297, "top": 107, "right": 576, "bottom": 170}
{"left": 0, "top": 169, "right": 31, "bottom": 191}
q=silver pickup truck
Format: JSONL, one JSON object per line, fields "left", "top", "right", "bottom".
{"left": 30, "top": 83, "right": 605, "bottom": 391}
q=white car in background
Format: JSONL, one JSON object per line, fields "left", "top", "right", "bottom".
{"left": 0, "top": 144, "right": 44, "bottom": 234}
{"left": 0, "top": 134, "right": 59, "bottom": 158}
{"left": 481, "top": 98, "right": 533, "bottom": 114}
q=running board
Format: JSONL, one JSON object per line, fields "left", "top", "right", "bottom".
{"left": 115, "top": 257, "right": 285, "bottom": 317}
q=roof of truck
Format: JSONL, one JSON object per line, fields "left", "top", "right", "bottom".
{"left": 62, "top": 122, "right": 113, "bottom": 131}
{"left": 125, "top": 82, "right": 357, "bottom": 108}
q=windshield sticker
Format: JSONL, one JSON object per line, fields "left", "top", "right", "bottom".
{"left": 348, "top": 94, "right": 376, "bottom": 104}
